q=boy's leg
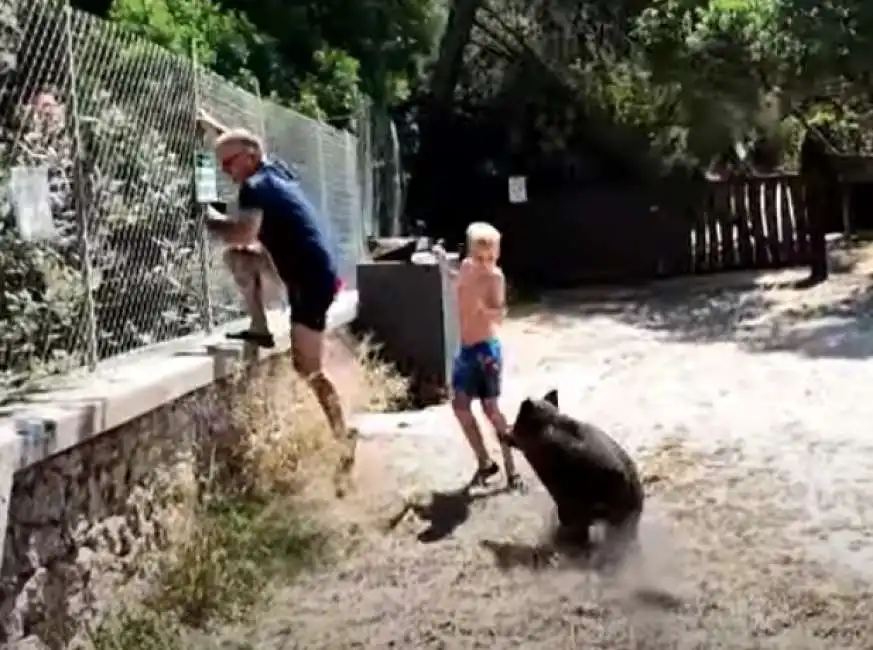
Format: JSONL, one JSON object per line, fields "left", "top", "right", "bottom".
{"left": 481, "top": 398, "right": 521, "bottom": 484}
{"left": 223, "top": 247, "right": 274, "bottom": 348}
{"left": 451, "top": 353, "right": 498, "bottom": 483}
{"left": 479, "top": 346, "right": 524, "bottom": 491}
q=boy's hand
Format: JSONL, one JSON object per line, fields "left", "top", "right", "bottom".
{"left": 432, "top": 243, "right": 454, "bottom": 275}
{"left": 431, "top": 242, "right": 449, "bottom": 265}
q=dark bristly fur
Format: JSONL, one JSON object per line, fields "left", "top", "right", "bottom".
{"left": 499, "top": 390, "right": 643, "bottom": 550}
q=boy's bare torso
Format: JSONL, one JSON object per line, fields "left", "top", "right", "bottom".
{"left": 456, "top": 258, "right": 504, "bottom": 345}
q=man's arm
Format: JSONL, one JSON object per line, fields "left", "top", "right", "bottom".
{"left": 205, "top": 202, "right": 262, "bottom": 247}
{"left": 196, "top": 109, "right": 227, "bottom": 141}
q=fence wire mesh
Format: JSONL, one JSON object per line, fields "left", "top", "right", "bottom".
{"left": 0, "top": 0, "right": 372, "bottom": 399}
{"left": 0, "top": 0, "right": 98, "bottom": 395}
{"left": 70, "top": 9, "right": 204, "bottom": 360}
{"left": 194, "top": 68, "right": 265, "bottom": 326}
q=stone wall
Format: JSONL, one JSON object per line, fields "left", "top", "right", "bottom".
{"left": 0, "top": 340, "right": 365, "bottom": 649}
{"left": 0, "top": 295, "right": 361, "bottom": 650}
{"left": 0, "top": 375, "right": 236, "bottom": 649}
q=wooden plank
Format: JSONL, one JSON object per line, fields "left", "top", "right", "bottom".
{"left": 762, "top": 177, "right": 781, "bottom": 265}
{"left": 746, "top": 177, "right": 767, "bottom": 267}
{"left": 714, "top": 178, "right": 736, "bottom": 269}
{"left": 732, "top": 179, "right": 754, "bottom": 268}
{"left": 790, "top": 177, "right": 811, "bottom": 261}
{"left": 777, "top": 178, "right": 798, "bottom": 263}
{"left": 694, "top": 187, "right": 711, "bottom": 272}
{"left": 681, "top": 204, "right": 696, "bottom": 275}
{"left": 706, "top": 184, "right": 721, "bottom": 271}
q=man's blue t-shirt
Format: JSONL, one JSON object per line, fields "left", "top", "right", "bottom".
{"left": 237, "top": 159, "right": 338, "bottom": 293}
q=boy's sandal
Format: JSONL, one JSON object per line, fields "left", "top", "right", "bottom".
{"left": 471, "top": 460, "right": 500, "bottom": 487}
{"left": 226, "top": 330, "right": 275, "bottom": 348}
{"left": 507, "top": 473, "right": 527, "bottom": 493}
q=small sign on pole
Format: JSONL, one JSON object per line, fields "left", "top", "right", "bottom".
{"left": 10, "top": 166, "right": 55, "bottom": 241}
{"left": 508, "top": 175, "right": 527, "bottom": 203}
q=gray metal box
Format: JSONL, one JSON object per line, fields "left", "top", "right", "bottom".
{"left": 356, "top": 261, "right": 459, "bottom": 391}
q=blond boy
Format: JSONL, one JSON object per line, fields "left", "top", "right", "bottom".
{"left": 436, "top": 222, "right": 523, "bottom": 489}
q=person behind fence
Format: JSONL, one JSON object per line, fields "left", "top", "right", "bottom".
{"left": 196, "top": 109, "right": 355, "bottom": 480}
{"left": 435, "top": 222, "right": 523, "bottom": 491}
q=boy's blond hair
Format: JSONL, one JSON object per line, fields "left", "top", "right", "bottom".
{"left": 466, "top": 221, "right": 501, "bottom": 249}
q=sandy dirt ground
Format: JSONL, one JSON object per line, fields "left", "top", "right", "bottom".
{"left": 218, "top": 268, "right": 873, "bottom": 649}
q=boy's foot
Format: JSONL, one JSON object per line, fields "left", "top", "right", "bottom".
{"left": 507, "top": 472, "right": 526, "bottom": 493}
{"left": 471, "top": 460, "right": 500, "bottom": 487}
{"left": 226, "top": 330, "right": 275, "bottom": 348}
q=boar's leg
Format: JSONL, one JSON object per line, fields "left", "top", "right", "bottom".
{"left": 553, "top": 503, "right": 595, "bottom": 551}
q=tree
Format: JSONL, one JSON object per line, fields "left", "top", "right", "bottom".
{"left": 106, "top": 0, "right": 444, "bottom": 121}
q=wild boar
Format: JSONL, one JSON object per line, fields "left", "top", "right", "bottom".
{"left": 499, "top": 389, "right": 643, "bottom": 551}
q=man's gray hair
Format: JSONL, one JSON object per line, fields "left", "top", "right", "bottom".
{"left": 215, "top": 127, "right": 264, "bottom": 156}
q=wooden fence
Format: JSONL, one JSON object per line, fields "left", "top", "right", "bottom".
{"left": 687, "top": 174, "right": 812, "bottom": 274}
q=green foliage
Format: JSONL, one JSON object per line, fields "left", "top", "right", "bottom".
{"left": 0, "top": 34, "right": 204, "bottom": 394}
{"left": 295, "top": 47, "right": 362, "bottom": 121}
{"left": 108, "top": 0, "right": 257, "bottom": 83}
{"left": 107, "top": 0, "right": 443, "bottom": 120}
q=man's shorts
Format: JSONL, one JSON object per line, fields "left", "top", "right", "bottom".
{"left": 451, "top": 338, "right": 503, "bottom": 400}
{"left": 287, "top": 278, "right": 341, "bottom": 333}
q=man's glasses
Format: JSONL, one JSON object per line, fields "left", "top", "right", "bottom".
{"left": 219, "top": 151, "right": 246, "bottom": 172}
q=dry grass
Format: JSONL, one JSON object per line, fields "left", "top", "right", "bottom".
{"left": 85, "top": 336, "right": 407, "bottom": 650}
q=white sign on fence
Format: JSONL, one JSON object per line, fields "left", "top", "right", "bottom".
{"left": 195, "top": 152, "right": 218, "bottom": 203}
{"left": 508, "top": 175, "right": 527, "bottom": 203}
{"left": 10, "top": 166, "right": 55, "bottom": 241}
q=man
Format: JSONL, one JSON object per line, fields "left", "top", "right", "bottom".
{"left": 196, "top": 110, "right": 356, "bottom": 483}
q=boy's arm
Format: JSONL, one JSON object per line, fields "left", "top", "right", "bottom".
{"left": 432, "top": 243, "right": 459, "bottom": 281}
{"left": 481, "top": 269, "right": 507, "bottom": 320}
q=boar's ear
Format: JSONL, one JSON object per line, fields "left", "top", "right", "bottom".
{"left": 543, "top": 389, "right": 559, "bottom": 408}
{"left": 515, "top": 398, "right": 536, "bottom": 424}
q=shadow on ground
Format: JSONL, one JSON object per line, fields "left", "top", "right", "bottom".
{"left": 528, "top": 271, "right": 873, "bottom": 360}
{"left": 387, "top": 482, "right": 512, "bottom": 543}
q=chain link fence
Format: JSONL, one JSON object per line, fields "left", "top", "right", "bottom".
{"left": 0, "top": 0, "right": 374, "bottom": 400}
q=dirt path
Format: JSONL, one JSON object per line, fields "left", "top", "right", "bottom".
{"left": 225, "top": 271, "right": 873, "bottom": 649}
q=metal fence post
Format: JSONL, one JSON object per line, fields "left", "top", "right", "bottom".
{"left": 190, "top": 39, "right": 213, "bottom": 332}
{"left": 388, "top": 118, "right": 404, "bottom": 236}
{"left": 345, "top": 130, "right": 365, "bottom": 269}
{"left": 314, "top": 122, "right": 330, "bottom": 227}
{"left": 360, "top": 104, "right": 376, "bottom": 237}
{"left": 63, "top": 1, "right": 99, "bottom": 370}
{"left": 251, "top": 76, "right": 267, "bottom": 144}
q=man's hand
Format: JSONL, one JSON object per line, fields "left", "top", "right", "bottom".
{"left": 204, "top": 205, "right": 261, "bottom": 246}
{"left": 196, "top": 109, "right": 226, "bottom": 139}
